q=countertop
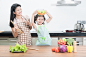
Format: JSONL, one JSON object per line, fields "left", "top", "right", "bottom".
{"left": 0, "top": 45, "right": 86, "bottom": 57}
{"left": 1, "top": 31, "right": 86, "bottom": 37}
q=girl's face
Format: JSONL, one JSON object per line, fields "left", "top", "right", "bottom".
{"left": 13, "top": 6, "right": 22, "bottom": 16}
{"left": 36, "top": 16, "right": 44, "bottom": 25}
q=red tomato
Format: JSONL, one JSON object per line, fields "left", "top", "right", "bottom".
{"left": 52, "top": 48, "right": 55, "bottom": 52}
{"left": 57, "top": 47, "right": 59, "bottom": 50}
{"left": 55, "top": 48, "right": 59, "bottom": 53}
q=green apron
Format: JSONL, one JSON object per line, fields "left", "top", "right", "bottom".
{"left": 36, "top": 25, "right": 52, "bottom": 46}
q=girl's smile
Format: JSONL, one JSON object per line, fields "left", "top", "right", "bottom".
{"left": 36, "top": 17, "right": 44, "bottom": 25}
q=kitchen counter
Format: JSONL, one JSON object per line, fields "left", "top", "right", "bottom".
{"left": 0, "top": 31, "right": 86, "bottom": 46}
{"left": 0, "top": 31, "right": 86, "bottom": 37}
{"left": 0, "top": 45, "right": 86, "bottom": 57}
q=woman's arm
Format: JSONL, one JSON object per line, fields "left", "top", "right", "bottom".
{"left": 45, "top": 10, "right": 53, "bottom": 23}
{"left": 28, "top": 19, "right": 32, "bottom": 30}
{"left": 25, "top": 19, "right": 32, "bottom": 30}
{"left": 31, "top": 11, "right": 37, "bottom": 28}
{"left": 24, "top": 15, "right": 32, "bottom": 30}
{"left": 11, "top": 24, "right": 18, "bottom": 38}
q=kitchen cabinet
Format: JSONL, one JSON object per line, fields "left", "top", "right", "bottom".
{"left": 0, "top": 37, "right": 85, "bottom": 46}
{"left": 51, "top": 37, "right": 58, "bottom": 46}
{"left": 83, "top": 37, "right": 86, "bottom": 45}
{"left": 0, "top": 38, "right": 17, "bottom": 45}
{"left": 31, "top": 37, "right": 58, "bottom": 46}
{"left": 0, "top": 31, "right": 86, "bottom": 45}
{"left": 32, "top": 37, "right": 37, "bottom": 45}
{"left": 0, "top": 37, "right": 59, "bottom": 46}
{"left": 8, "top": 38, "right": 17, "bottom": 45}
{"left": 0, "top": 38, "right": 9, "bottom": 45}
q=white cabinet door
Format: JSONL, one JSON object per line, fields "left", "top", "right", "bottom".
{"left": 83, "top": 37, "right": 86, "bottom": 46}
{"left": 0, "top": 38, "right": 9, "bottom": 45}
{"left": 9, "top": 38, "right": 17, "bottom": 45}
{"left": 51, "top": 37, "right": 58, "bottom": 46}
{"left": 32, "top": 37, "right": 37, "bottom": 45}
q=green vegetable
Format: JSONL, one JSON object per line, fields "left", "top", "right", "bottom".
{"left": 66, "top": 38, "right": 74, "bottom": 46}
{"left": 9, "top": 43, "right": 27, "bottom": 53}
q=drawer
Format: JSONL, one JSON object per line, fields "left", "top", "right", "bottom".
{"left": 9, "top": 38, "right": 17, "bottom": 42}
{"left": 8, "top": 38, "right": 17, "bottom": 45}
{"left": 77, "top": 41, "right": 83, "bottom": 46}
{"left": 51, "top": 37, "right": 58, "bottom": 46}
{"left": 0, "top": 38, "right": 9, "bottom": 45}
{"left": 32, "top": 38, "right": 37, "bottom": 45}
{"left": 76, "top": 38, "right": 83, "bottom": 42}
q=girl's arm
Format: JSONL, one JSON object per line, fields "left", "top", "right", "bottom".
{"left": 11, "top": 24, "right": 18, "bottom": 38}
{"left": 31, "top": 11, "right": 37, "bottom": 28}
{"left": 45, "top": 10, "right": 53, "bottom": 23}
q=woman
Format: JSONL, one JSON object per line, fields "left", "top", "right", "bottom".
{"left": 9, "top": 3, "right": 32, "bottom": 46}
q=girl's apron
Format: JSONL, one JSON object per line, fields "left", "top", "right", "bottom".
{"left": 16, "top": 17, "right": 32, "bottom": 46}
{"left": 36, "top": 25, "right": 52, "bottom": 46}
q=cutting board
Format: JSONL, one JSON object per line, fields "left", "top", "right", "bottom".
{"left": 0, "top": 31, "right": 4, "bottom": 33}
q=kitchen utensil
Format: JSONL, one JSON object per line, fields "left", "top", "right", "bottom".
{"left": 0, "top": 31, "right": 4, "bottom": 33}
{"left": 73, "top": 41, "right": 77, "bottom": 53}
{"left": 37, "top": 9, "right": 46, "bottom": 15}
{"left": 11, "top": 20, "right": 23, "bottom": 34}
{"left": 74, "top": 22, "right": 84, "bottom": 32}
{"left": 28, "top": 48, "right": 39, "bottom": 51}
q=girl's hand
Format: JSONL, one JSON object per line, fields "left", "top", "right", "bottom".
{"left": 33, "top": 10, "right": 38, "bottom": 15}
{"left": 44, "top": 10, "right": 53, "bottom": 23}
{"left": 45, "top": 10, "right": 48, "bottom": 14}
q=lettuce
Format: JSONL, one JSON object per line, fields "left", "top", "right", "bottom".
{"left": 9, "top": 43, "right": 27, "bottom": 53}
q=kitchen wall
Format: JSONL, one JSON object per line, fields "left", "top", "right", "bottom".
{"left": 0, "top": 0, "right": 85, "bottom": 32}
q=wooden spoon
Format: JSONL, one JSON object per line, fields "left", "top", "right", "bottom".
{"left": 28, "top": 48, "right": 39, "bottom": 51}
{"left": 11, "top": 20, "right": 23, "bottom": 34}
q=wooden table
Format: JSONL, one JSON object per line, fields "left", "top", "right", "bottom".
{"left": 0, "top": 46, "right": 86, "bottom": 57}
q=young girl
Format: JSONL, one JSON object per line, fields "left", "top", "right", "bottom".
{"left": 31, "top": 10, "right": 52, "bottom": 45}
{"left": 9, "top": 3, "right": 32, "bottom": 46}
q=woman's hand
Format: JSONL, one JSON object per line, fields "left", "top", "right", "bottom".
{"left": 25, "top": 20, "right": 30, "bottom": 25}
{"left": 11, "top": 24, "right": 18, "bottom": 38}
{"left": 14, "top": 24, "right": 18, "bottom": 31}
{"left": 24, "top": 19, "right": 32, "bottom": 30}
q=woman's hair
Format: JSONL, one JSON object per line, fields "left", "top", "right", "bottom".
{"left": 9, "top": 3, "right": 21, "bottom": 28}
{"left": 34, "top": 14, "right": 46, "bottom": 24}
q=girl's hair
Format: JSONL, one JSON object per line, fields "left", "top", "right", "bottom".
{"left": 9, "top": 3, "right": 21, "bottom": 28}
{"left": 34, "top": 14, "right": 46, "bottom": 24}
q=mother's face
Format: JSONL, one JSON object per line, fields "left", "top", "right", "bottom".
{"left": 13, "top": 6, "right": 22, "bottom": 16}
